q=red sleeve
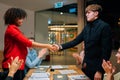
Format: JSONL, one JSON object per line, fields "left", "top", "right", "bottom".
{"left": 7, "top": 25, "right": 32, "bottom": 47}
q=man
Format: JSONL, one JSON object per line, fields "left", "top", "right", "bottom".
{"left": 53, "top": 4, "right": 112, "bottom": 80}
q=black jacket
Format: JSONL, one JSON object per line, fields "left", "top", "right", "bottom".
{"left": 61, "top": 19, "right": 112, "bottom": 73}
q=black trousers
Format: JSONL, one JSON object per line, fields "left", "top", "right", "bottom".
{"left": 3, "top": 68, "right": 25, "bottom": 80}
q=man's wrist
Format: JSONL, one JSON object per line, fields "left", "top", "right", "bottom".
{"left": 57, "top": 44, "right": 62, "bottom": 50}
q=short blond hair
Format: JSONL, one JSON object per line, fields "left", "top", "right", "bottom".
{"left": 85, "top": 4, "right": 102, "bottom": 13}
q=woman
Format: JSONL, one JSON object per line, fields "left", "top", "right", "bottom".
{"left": 3, "top": 8, "right": 54, "bottom": 80}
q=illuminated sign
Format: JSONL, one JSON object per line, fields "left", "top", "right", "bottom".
{"left": 69, "top": 8, "right": 76, "bottom": 13}
{"left": 54, "top": 2, "right": 63, "bottom": 8}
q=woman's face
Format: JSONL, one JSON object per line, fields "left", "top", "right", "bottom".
{"left": 116, "top": 48, "right": 120, "bottom": 64}
{"left": 15, "top": 18, "right": 24, "bottom": 26}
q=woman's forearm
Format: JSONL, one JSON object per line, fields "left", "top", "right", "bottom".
{"left": 32, "top": 42, "right": 49, "bottom": 48}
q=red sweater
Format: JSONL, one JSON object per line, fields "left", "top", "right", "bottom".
{"left": 2, "top": 25, "right": 32, "bottom": 70}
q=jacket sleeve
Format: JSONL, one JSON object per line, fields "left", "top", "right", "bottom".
{"left": 25, "top": 50, "right": 42, "bottom": 68}
{"left": 5, "top": 76, "right": 13, "bottom": 80}
{"left": 8, "top": 25, "right": 32, "bottom": 47}
{"left": 26, "top": 56, "right": 42, "bottom": 68}
{"left": 0, "top": 71, "right": 9, "bottom": 79}
{"left": 97, "top": 24, "right": 112, "bottom": 73}
{"left": 61, "top": 30, "right": 84, "bottom": 50}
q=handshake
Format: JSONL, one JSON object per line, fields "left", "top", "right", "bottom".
{"left": 49, "top": 44, "right": 62, "bottom": 52}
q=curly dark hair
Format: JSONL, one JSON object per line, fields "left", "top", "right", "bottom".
{"left": 4, "top": 8, "right": 27, "bottom": 25}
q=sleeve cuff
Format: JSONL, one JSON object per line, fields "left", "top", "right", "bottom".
{"left": 5, "top": 76, "right": 13, "bottom": 80}
{"left": 57, "top": 44, "right": 63, "bottom": 50}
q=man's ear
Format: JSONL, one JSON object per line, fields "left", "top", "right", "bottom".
{"left": 94, "top": 11, "right": 99, "bottom": 16}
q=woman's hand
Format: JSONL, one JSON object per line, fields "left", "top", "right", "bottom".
{"left": 8, "top": 56, "right": 23, "bottom": 77}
